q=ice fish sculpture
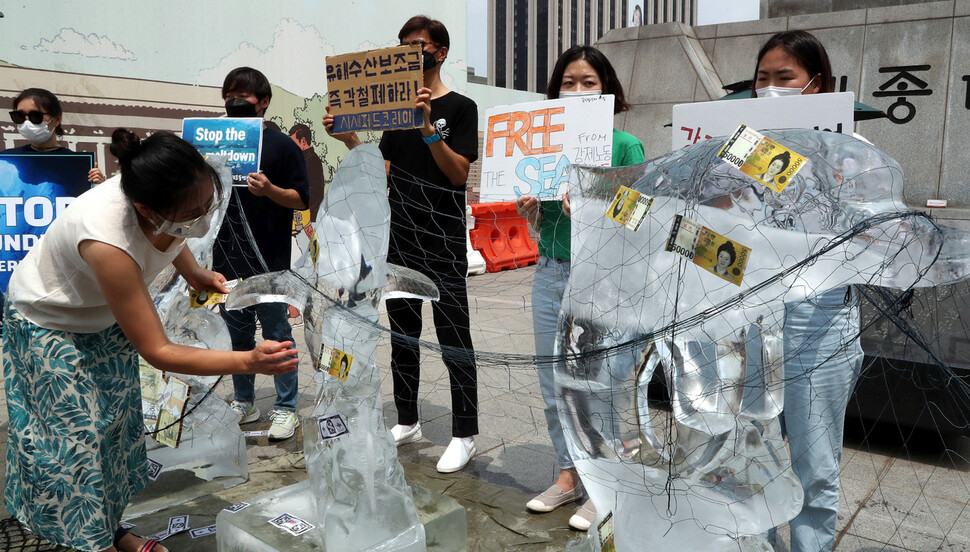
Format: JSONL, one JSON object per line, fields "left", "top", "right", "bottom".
{"left": 143, "top": 156, "right": 250, "bottom": 486}
{"left": 226, "top": 145, "right": 437, "bottom": 551}
{"left": 557, "top": 129, "right": 970, "bottom": 551}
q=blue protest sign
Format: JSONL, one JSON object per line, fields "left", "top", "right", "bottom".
{"left": 0, "top": 152, "right": 93, "bottom": 291}
{"left": 182, "top": 117, "right": 263, "bottom": 186}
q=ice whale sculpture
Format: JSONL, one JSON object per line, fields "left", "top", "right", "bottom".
{"left": 557, "top": 129, "right": 970, "bottom": 551}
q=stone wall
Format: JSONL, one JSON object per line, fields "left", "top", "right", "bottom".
{"left": 761, "top": 0, "right": 933, "bottom": 19}
{"left": 598, "top": 0, "right": 970, "bottom": 227}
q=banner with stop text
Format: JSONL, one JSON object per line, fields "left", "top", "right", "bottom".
{"left": 479, "top": 95, "right": 615, "bottom": 203}
{"left": 182, "top": 117, "right": 263, "bottom": 186}
{"left": 0, "top": 152, "right": 94, "bottom": 291}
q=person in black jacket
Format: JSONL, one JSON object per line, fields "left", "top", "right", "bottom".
{"left": 215, "top": 67, "right": 309, "bottom": 441}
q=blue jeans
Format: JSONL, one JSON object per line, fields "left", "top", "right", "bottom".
{"left": 532, "top": 256, "right": 573, "bottom": 470}
{"left": 221, "top": 303, "right": 298, "bottom": 412}
{"left": 780, "top": 287, "right": 862, "bottom": 552}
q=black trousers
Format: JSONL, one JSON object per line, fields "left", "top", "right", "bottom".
{"left": 387, "top": 250, "right": 479, "bottom": 438}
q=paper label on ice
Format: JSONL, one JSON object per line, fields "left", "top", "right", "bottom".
{"left": 269, "top": 512, "right": 314, "bottom": 536}
{"left": 317, "top": 413, "right": 350, "bottom": 442}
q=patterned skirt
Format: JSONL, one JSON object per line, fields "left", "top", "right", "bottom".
{"left": 3, "top": 302, "right": 147, "bottom": 552}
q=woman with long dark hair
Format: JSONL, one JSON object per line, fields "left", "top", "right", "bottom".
{"left": 751, "top": 30, "right": 862, "bottom": 552}
{"left": 516, "top": 44, "right": 645, "bottom": 532}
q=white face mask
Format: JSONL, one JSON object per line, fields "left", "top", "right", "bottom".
{"left": 147, "top": 189, "right": 222, "bottom": 239}
{"left": 150, "top": 211, "right": 212, "bottom": 239}
{"left": 755, "top": 75, "right": 817, "bottom": 98}
{"left": 559, "top": 89, "right": 602, "bottom": 97}
{"left": 17, "top": 120, "right": 53, "bottom": 143}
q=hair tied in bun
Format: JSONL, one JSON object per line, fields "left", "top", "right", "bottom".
{"left": 109, "top": 128, "right": 142, "bottom": 164}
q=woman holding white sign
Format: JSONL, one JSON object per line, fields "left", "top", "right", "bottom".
{"left": 515, "top": 45, "right": 645, "bottom": 531}
{"left": 2, "top": 128, "right": 298, "bottom": 552}
{"left": 750, "top": 30, "right": 862, "bottom": 552}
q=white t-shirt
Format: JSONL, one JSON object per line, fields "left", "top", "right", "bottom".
{"left": 8, "top": 176, "right": 185, "bottom": 333}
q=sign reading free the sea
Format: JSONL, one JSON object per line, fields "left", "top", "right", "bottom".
{"left": 182, "top": 118, "right": 263, "bottom": 186}
{"left": 479, "top": 95, "right": 615, "bottom": 203}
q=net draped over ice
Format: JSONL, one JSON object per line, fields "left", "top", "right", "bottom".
{"left": 556, "top": 129, "right": 970, "bottom": 551}
{"left": 125, "top": 128, "right": 970, "bottom": 551}
{"left": 145, "top": 156, "right": 250, "bottom": 486}
{"left": 225, "top": 145, "right": 435, "bottom": 551}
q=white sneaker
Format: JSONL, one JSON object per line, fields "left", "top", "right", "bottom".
{"left": 436, "top": 437, "right": 476, "bottom": 473}
{"left": 230, "top": 401, "right": 260, "bottom": 424}
{"left": 268, "top": 410, "right": 300, "bottom": 440}
{"left": 390, "top": 423, "right": 423, "bottom": 446}
{"left": 569, "top": 499, "right": 596, "bottom": 531}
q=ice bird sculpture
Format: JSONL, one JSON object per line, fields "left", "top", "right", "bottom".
{"left": 226, "top": 145, "right": 437, "bottom": 551}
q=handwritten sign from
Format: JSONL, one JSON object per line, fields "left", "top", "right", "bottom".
{"left": 480, "top": 95, "right": 615, "bottom": 203}
{"left": 671, "top": 92, "right": 855, "bottom": 150}
{"left": 326, "top": 44, "right": 424, "bottom": 133}
{"left": 182, "top": 117, "right": 263, "bottom": 186}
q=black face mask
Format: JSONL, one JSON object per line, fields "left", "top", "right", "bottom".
{"left": 225, "top": 98, "right": 258, "bottom": 118}
{"left": 422, "top": 50, "right": 438, "bottom": 72}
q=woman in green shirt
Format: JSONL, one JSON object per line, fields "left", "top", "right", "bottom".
{"left": 516, "top": 45, "right": 645, "bottom": 531}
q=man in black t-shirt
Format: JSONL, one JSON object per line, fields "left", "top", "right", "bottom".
{"left": 325, "top": 15, "right": 479, "bottom": 473}
{"left": 215, "top": 67, "right": 309, "bottom": 441}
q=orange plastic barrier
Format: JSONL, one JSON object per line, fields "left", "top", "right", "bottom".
{"left": 468, "top": 201, "right": 539, "bottom": 272}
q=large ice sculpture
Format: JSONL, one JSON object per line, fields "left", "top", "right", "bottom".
{"left": 226, "top": 145, "right": 436, "bottom": 551}
{"left": 143, "top": 156, "right": 249, "bottom": 487}
{"left": 557, "top": 129, "right": 970, "bottom": 551}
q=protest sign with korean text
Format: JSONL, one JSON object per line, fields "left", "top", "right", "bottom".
{"left": 480, "top": 95, "right": 615, "bottom": 203}
{"left": 326, "top": 44, "right": 424, "bottom": 133}
{"left": 182, "top": 117, "right": 263, "bottom": 186}
{"left": 671, "top": 92, "right": 854, "bottom": 150}
{"left": 0, "top": 152, "right": 92, "bottom": 292}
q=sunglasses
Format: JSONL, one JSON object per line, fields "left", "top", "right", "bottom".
{"left": 9, "top": 110, "right": 49, "bottom": 125}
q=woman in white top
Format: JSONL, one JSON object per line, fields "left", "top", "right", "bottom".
{"left": 3, "top": 128, "right": 298, "bottom": 552}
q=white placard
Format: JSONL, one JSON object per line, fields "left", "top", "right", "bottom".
{"left": 480, "top": 95, "right": 615, "bottom": 203}
{"left": 671, "top": 92, "right": 855, "bottom": 150}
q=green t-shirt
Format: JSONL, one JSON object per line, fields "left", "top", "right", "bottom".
{"left": 537, "top": 129, "right": 645, "bottom": 260}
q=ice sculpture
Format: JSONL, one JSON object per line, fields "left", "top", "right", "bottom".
{"left": 225, "top": 145, "right": 436, "bottom": 551}
{"left": 141, "top": 156, "right": 250, "bottom": 488}
{"left": 557, "top": 129, "right": 970, "bottom": 551}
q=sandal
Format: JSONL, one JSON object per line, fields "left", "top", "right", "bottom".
{"left": 136, "top": 539, "right": 166, "bottom": 552}
{"left": 113, "top": 526, "right": 168, "bottom": 552}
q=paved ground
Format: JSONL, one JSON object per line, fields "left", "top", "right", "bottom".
{"left": 1, "top": 265, "right": 969, "bottom": 551}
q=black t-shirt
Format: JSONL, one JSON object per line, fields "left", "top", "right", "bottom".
{"left": 214, "top": 127, "right": 309, "bottom": 278}
{"left": 1, "top": 145, "right": 74, "bottom": 154}
{"left": 379, "top": 91, "right": 478, "bottom": 265}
